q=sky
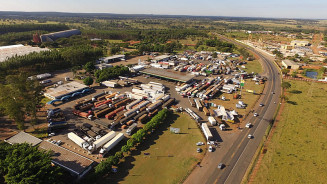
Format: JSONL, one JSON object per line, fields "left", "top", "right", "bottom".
{"left": 0, "top": 0, "right": 326, "bottom": 19}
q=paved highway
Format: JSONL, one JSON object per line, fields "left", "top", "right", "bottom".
{"left": 185, "top": 35, "right": 281, "bottom": 184}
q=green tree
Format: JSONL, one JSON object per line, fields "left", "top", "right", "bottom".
{"left": 281, "top": 81, "right": 291, "bottom": 90}
{"left": 212, "top": 52, "right": 217, "bottom": 58}
{"left": 83, "top": 77, "right": 94, "bottom": 86}
{"left": 281, "top": 69, "right": 290, "bottom": 76}
{"left": 323, "top": 58, "right": 327, "bottom": 63}
{"left": 84, "top": 62, "right": 95, "bottom": 73}
{"left": 0, "top": 143, "right": 64, "bottom": 184}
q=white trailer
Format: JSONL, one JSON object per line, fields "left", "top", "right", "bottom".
{"left": 102, "top": 81, "right": 117, "bottom": 88}
{"left": 124, "top": 108, "right": 139, "bottom": 117}
{"left": 161, "top": 94, "right": 170, "bottom": 102}
{"left": 126, "top": 123, "right": 138, "bottom": 136}
{"left": 136, "top": 101, "right": 150, "bottom": 109}
{"left": 88, "top": 132, "right": 116, "bottom": 152}
{"left": 68, "top": 132, "right": 89, "bottom": 149}
{"left": 99, "top": 133, "right": 125, "bottom": 156}
{"left": 208, "top": 116, "right": 217, "bottom": 126}
{"left": 201, "top": 123, "right": 213, "bottom": 141}
{"left": 126, "top": 99, "right": 142, "bottom": 110}
{"left": 146, "top": 100, "right": 163, "bottom": 112}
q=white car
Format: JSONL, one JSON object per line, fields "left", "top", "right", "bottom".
{"left": 196, "top": 142, "right": 205, "bottom": 146}
{"left": 259, "top": 103, "right": 264, "bottom": 107}
{"left": 208, "top": 146, "right": 213, "bottom": 152}
{"left": 254, "top": 113, "right": 258, "bottom": 117}
{"left": 248, "top": 134, "right": 253, "bottom": 139}
{"left": 245, "top": 123, "right": 252, "bottom": 128}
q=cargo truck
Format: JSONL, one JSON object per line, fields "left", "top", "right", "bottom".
{"left": 68, "top": 132, "right": 89, "bottom": 149}
{"left": 126, "top": 123, "right": 137, "bottom": 136}
{"left": 162, "top": 98, "right": 175, "bottom": 108}
{"left": 201, "top": 123, "right": 213, "bottom": 141}
{"left": 146, "top": 100, "right": 163, "bottom": 112}
{"left": 88, "top": 131, "right": 116, "bottom": 152}
{"left": 99, "top": 133, "right": 125, "bottom": 156}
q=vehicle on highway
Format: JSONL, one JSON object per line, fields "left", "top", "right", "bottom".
{"left": 196, "top": 142, "right": 205, "bottom": 146}
{"left": 248, "top": 134, "right": 253, "bottom": 139}
{"left": 272, "top": 92, "right": 275, "bottom": 94}
{"left": 254, "top": 113, "right": 258, "bottom": 117}
{"left": 245, "top": 123, "right": 252, "bottom": 128}
{"left": 218, "top": 163, "right": 224, "bottom": 169}
{"left": 208, "top": 146, "right": 213, "bottom": 152}
{"left": 259, "top": 103, "right": 264, "bottom": 107}
{"left": 197, "top": 148, "right": 202, "bottom": 153}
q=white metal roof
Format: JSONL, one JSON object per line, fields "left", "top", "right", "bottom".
{"left": 0, "top": 44, "right": 49, "bottom": 62}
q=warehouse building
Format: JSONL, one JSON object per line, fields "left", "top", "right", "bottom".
{"left": 40, "top": 29, "right": 81, "bottom": 42}
{"left": 44, "top": 81, "right": 88, "bottom": 100}
{"left": 140, "top": 68, "right": 194, "bottom": 83}
{"left": 290, "top": 40, "right": 310, "bottom": 47}
{"left": 5, "top": 131, "right": 42, "bottom": 146}
{"left": 39, "top": 141, "right": 95, "bottom": 179}
{"left": 0, "top": 44, "right": 49, "bottom": 62}
{"left": 100, "top": 55, "right": 125, "bottom": 63}
{"left": 282, "top": 59, "right": 300, "bottom": 70}
{"left": 154, "top": 55, "right": 171, "bottom": 62}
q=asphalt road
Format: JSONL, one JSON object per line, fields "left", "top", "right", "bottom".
{"left": 191, "top": 35, "right": 281, "bottom": 184}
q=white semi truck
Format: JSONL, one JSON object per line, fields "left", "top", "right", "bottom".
{"left": 99, "top": 133, "right": 125, "bottom": 156}
{"left": 88, "top": 131, "right": 116, "bottom": 152}
{"left": 68, "top": 132, "right": 90, "bottom": 149}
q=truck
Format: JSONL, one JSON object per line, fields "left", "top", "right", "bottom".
{"left": 94, "top": 99, "right": 112, "bottom": 108}
{"left": 94, "top": 107, "right": 115, "bottom": 118}
{"left": 146, "top": 100, "right": 163, "bottom": 112}
{"left": 124, "top": 108, "right": 139, "bottom": 117}
{"left": 126, "top": 99, "right": 142, "bottom": 110}
{"left": 99, "top": 133, "right": 125, "bottom": 156}
{"left": 194, "top": 99, "right": 203, "bottom": 111}
{"left": 126, "top": 123, "right": 138, "bottom": 136}
{"left": 73, "top": 110, "right": 93, "bottom": 120}
{"left": 208, "top": 116, "right": 217, "bottom": 126}
{"left": 220, "top": 124, "right": 226, "bottom": 131}
{"left": 88, "top": 131, "right": 116, "bottom": 151}
{"left": 161, "top": 94, "right": 170, "bottom": 102}
{"left": 48, "top": 121, "right": 67, "bottom": 128}
{"left": 201, "top": 123, "right": 213, "bottom": 141}
{"left": 138, "top": 114, "right": 148, "bottom": 123}
{"left": 203, "top": 107, "right": 210, "bottom": 116}
{"left": 68, "top": 132, "right": 89, "bottom": 149}
{"left": 162, "top": 98, "right": 175, "bottom": 108}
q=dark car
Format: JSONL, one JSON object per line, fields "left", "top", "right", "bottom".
{"left": 218, "top": 163, "right": 224, "bottom": 169}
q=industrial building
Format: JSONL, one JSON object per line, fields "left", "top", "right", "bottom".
{"left": 100, "top": 55, "right": 125, "bottom": 63}
{"left": 5, "top": 131, "right": 42, "bottom": 146}
{"left": 140, "top": 68, "right": 194, "bottom": 83}
{"left": 0, "top": 44, "right": 49, "bottom": 62}
{"left": 154, "top": 55, "right": 171, "bottom": 62}
{"left": 39, "top": 141, "right": 94, "bottom": 179}
{"left": 40, "top": 29, "right": 81, "bottom": 42}
{"left": 44, "top": 81, "right": 88, "bottom": 100}
{"left": 290, "top": 40, "right": 310, "bottom": 47}
{"left": 282, "top": 60, "right": 300, "bottom": 70}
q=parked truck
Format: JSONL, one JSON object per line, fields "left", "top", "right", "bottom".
{"left": 126, "top": 123, "right": 138, "bottom": 136}
{"left": 73, "top": 110, "right": 93, "bottom": 120}
{"left": 201, "top": 123, "right": 213, "bottom": 141}
{"left": 146, "top": 100, "right": 163, "bottom": 112}
{"left": 68, "top": 132, "right": 89, "bottom": 149}
{"left": 208, "top": 116, "right": 217, "bottom": 126}
{"left": 99, "top": 133, "right": 125, "bottom": 156}
{"left": 162, "top": 98, "right": 175, "bottom": 108}
{"left": 88, "top": 131, "right": 116, "bottom": 152}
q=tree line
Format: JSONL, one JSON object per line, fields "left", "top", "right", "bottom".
{"left": 88, "top": 109, "right": 169, "bottom": 181}
{"left": 94, "top": 65, "right": 130, "bottom": 83}
{"left": 0, "top": 142, "right": 66, "bottom": 184}
{"left": 0, "top": 24, "right": 69, "bottom": 34}
{"left": 0, "top": 45, "right": 103, "bottom": 82}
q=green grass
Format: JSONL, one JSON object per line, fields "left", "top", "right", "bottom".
{"left": 243, "top": 59, "right": 263, "bottom": 74}
{"left": 253, "top": 80, "right": 327, "bottom": 184}
{"left": 104, "top": 113, "right": 205, "bottom": 184}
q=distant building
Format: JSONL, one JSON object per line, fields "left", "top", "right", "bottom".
{"left": 290, "top": 40, "right": 310, "bottom": 47}
{"left": 99, "top": 55, "right": 125, "bottom": 63}
{"left": 281, "top": 45, "right": 294, "bottom": 50}
{"left": 40, "top": 29, "right": 81, "bottom": 42}
{"left": 154, "top": 55, "right": 171, "bottom": 62}
{"left": 0, "top": 44, "right": 49, "bottom": 62}
{"left": 282, "top": 60, "right": 300, "bottom": 70}
{"left": 95, "top": 63, "right": 113, "bottom": 70}
{"left": 44, "top": 81, "right": 88, "bottom": 100}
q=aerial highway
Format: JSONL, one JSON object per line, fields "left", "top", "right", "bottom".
{"left": 185, "top": 35, "right": 282, "bottom": 184}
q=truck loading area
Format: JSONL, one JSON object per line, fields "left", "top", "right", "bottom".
{"left": 140, "top": 68, "right": 194, "bottom": 83}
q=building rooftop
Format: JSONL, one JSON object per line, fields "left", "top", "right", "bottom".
{"left": 39, "top": 141, "right": 94, "bottom": 176}
{"left": 102, "top": 55, "right": 125, "bottom": 61}
{"left": 282, "top": 59, "right": 299, "bottom": 66}
{"left": 44, "top": 81, "right": 87, "bottom": 100}
{"left": 140, "top": 68, "right": 194, "bottom": 83}
{"left": 154, "top": 55, "right": 170, "bottom": 61}
{"left": 0, "top": 44, "right": 49, "bottom": 62}
{"left": 5, "top": 131, "right": 42, "bottom": 146}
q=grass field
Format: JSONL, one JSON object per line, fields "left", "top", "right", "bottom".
{"left": 253, "top": 80, "right": 327, "bottom": 184}
{"left": 103, "top": 112, "right": 205, "bottom": 184}
{"left": 243, "top": 59, "right": 263, "bottom": 75}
